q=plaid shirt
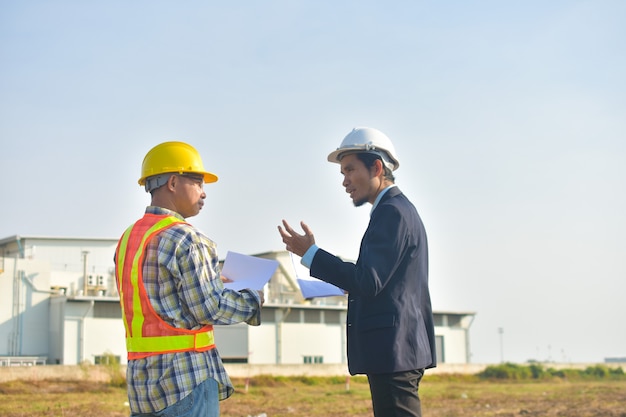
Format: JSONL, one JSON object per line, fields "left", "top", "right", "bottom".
{"left": 122, "top": 206, "right": 261, "bottom": 414}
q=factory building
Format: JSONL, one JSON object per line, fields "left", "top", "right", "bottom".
{"left": 0, "top": 235, "right": 474, "bottom": 366}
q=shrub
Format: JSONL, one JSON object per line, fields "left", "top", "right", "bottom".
{"left": 528, "top": 363, "right": 545, "bottom": 379}
{"left": 478, "top": 363, "right": 626, "bottom": 381}
{"left": 100, "top": 351, "right": 126, "bottom": 388}
{"left": 478, "top": 363, "right": 531, "bottom": 380}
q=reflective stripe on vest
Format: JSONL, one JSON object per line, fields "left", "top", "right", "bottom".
{"left": 115, "top": 214, "right": 215, "bottom": 359}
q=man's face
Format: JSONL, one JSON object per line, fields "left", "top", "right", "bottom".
{"left": 172, "top": 174, "right": 206, "bottom": 218}
{"left": 339, "top": 154, "right": 379, "bottom": 207}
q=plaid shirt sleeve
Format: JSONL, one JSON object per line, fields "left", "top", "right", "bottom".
{"left": 164, "top": 224, "right": 262, "bottom": 326}
{"left": 156, "top": 222, "right": 262, "bottom": 327}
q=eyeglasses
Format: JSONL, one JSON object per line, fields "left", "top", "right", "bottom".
{"left": 176, "top": 174, "right": 205, "bottom": 189}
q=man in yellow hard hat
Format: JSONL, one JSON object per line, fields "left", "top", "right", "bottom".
{"left": 279, "top": 127, "right": 436, "bottom": 417}
{"left": 115, "top": 141, "right": 264, "bottom": 417}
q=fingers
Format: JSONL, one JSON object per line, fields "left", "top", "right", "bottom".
{"left": 280, "top": 219, "right": 313, "bottom": 238}
{"left": 278, "top": 220, "right": 315, "bottom": 256}
{"left": 279, "top": 220, "right": 301, "bottom": 242}
{"left": 281, "top": 219, "right": 298, "bottom": 236}
{"left": 277, "top": 220, "right": 290, "bottom": 238}
{"left": 300, "top": 221, "right": 314, "bottom": 237}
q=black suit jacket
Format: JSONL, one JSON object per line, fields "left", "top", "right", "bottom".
{"left": 311, "top": 187, "right": 436, "bottom": 375}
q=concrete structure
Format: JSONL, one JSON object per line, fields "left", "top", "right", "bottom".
{"left": 0, "top": 235, "right": 475, "bottom": 367}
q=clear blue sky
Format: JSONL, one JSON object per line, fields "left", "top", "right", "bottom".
{"left": 1, "top": 1, "right": 625, "bottom": 364}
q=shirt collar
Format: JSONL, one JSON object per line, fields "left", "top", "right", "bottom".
{"left": 146, "top": 205, "right": 185, "bottom": 221}
{"left": 370, "top": 185, "right": 397, "bottom": 216}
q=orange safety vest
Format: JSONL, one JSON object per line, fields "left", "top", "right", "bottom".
{"left": 115, "top": 213, "right": 216, "bottom": 360}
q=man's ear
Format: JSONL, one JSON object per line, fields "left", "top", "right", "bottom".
{"left": 166, "top": 174, "right": 177, "bottom": 191}
{"left": 373, "top": 159, "right": 384, "bottom": 178}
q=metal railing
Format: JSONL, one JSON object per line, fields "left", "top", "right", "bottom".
{"left": 0, "top": 356, "right": 47, "bottom": 367}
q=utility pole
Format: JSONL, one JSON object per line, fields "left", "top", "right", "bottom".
{"left": 498, "top": 327, "right": 504, "bottom": 363}
{"left": 82, "top": 251, "right": 89, "bottom": 295}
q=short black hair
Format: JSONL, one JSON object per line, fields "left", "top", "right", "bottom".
{"left": 355, "top": 153, "right": 395, "bottom": 182}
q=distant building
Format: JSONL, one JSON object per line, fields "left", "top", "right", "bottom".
{"left": 0, "top": 235, "right": 475, "bottom": 366}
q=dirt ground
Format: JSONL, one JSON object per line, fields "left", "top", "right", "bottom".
{"left": 1, "top": 378, "right": 625, "bottom": 417}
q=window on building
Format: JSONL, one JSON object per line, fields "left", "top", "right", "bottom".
{"left": 324, "top": 310, "right": 341, "bottom": 324}
{"left": 435, "top": 335, "right": 445, "bottom": 363}
{"left": 447, "top": 315, "right": 462, "bottom": 327}
{"left": 222, "top": 357, "right": 248, "bottom": 364}
{"left": 283, "top": 309, "right": 301, "bottom": 323}
{"left": 303, "top": 356, "right": 324, "bottom": 364}
{"left": 433, "top": 314, "right": 444, "bottom": 327}
{"left": 94, "top": 302, "right": 122, "bottom": 319}
{"left": 303, "top": 310, "right": 320, "bottom": 323}
{"left": 261, "top": 308, "right": 275, "bottom": 323}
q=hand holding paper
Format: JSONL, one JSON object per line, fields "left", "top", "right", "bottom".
{"left": 221, "top": 251, "right": 279, "bottom": 291}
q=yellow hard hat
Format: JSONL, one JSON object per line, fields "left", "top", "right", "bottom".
{"left": 138, "top": 141, "right": 218, "bottom": 187}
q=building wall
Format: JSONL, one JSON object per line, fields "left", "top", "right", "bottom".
{"left": 0, "top": 258, "right": 51, "bottom": 357}
{"left": 279, "top": 323, "right": 344, "bottom": 364}
{"left": 82, "top": 317, "right": 126, "bottom": 364}
{"left": 249, "top": 323, "right": 276, "bottom": 364}
{"left": 1, "top": 238, "right": 475, "bottom": 366}
{"left": 1, "top": 237, "right": 119, "bottom": 298}
{"left": 214, "top": 310, "right": 347, "bottom": 366}
{"left": 56, "top": 300, "right": 126, "bottom": 365}
{"left": 214, "top": 323, "right": 250, "bottom": 360}
{"left": 436, "top": 326, "right": 470, "bottom": 364}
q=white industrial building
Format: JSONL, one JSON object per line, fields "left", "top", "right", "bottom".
{"left": 0, "top": 235, "right": 475, "bottom": 367}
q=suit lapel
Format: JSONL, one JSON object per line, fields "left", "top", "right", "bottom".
{"left": 370, "top": 186, "right": 401, "bottom": 217}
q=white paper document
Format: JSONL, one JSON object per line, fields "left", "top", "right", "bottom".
{"left": 290, "top": 253, "right": 345, "bottom": 298}
{"left": 222, "top": 251, "right": 279, "bottom": 291}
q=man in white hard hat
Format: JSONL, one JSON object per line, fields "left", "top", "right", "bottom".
{"left": 115, "top": 141, "right": 264, "bottom": 417}
{"left": 279, "top": 127, "right": 436, "bottom": 417}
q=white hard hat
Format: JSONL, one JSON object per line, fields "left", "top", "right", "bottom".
{"left": 327, "top": 127, "right": 400, "bottom": 171}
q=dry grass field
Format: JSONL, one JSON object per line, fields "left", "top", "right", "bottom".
{"left": 1, "top": 374, "right": 625, "bottom": 417}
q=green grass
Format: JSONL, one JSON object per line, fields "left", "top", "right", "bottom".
{"left": 0, "top": 373, "right": 625, "bottom": 417}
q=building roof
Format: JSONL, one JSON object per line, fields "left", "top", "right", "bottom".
{"left": 0, "top": 235, "right": 119, "bottom": 246}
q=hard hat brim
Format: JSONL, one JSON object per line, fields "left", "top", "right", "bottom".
{"left": 327, "top": 147, "right": 399, "bottom": 171}
{"left": 138, "top": 170, "right": 218, "bottom": 186}
{"left": 327, "top": 148, "right": 349, "bottom": 164}
{"left": 201, "top": 171, "right": 219, "bottom": 183}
